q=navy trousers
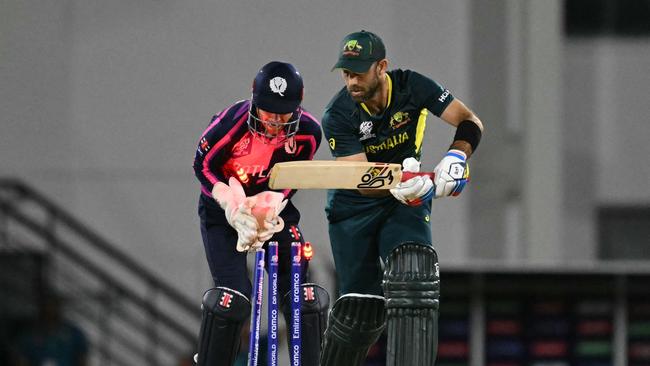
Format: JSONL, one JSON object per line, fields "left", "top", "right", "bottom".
{"left": 198, "top": 194, "right": 309, "bottom": 300}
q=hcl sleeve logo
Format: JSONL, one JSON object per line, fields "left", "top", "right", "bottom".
{"left": 438, "top": 89, "right": 450, "bottom": 103}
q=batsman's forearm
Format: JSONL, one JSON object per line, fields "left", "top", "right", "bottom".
{"left": 449, "top": 140, "right": 474, "bottom": 157}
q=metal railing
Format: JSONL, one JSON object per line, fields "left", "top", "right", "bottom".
{"left": 0, "top": 178, "right": 200, "bottom": 366}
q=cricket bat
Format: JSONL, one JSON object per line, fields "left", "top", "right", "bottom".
{"left": 268, "top": 161, "right": 434, "bottom": 189}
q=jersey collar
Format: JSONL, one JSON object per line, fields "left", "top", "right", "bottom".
{"left": 360, "top": 73, "right": 392, "bottom": 116}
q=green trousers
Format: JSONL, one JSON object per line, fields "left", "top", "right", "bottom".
{"left": 327, "top": 198, "right": 433, "bottom": 295}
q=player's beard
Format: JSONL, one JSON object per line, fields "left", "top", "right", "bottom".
{"left": 348, "top": 73, "right": 381, "bottom": 103}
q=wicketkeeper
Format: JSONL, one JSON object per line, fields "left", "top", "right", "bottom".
{"left": 192, "top": 61, "right": 329, "bottom": 365}
{"left": 321, "top": 30, "right": 484, "bottom": 366}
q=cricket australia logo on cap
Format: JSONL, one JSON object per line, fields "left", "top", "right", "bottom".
{"left": 343, "top": 40, "right": 362, "bottom": 56}
{"left": 269, "top": 76, "right": 287, "bottom": 96}
{"left": 358, "top": 120, "right": 375, "bottom": 141}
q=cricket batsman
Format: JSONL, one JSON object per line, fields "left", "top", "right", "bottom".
{"left": 320, "top": 31, "right": 484, "bottom": 366}
{"left": 192, "top": 61, "right": 329, "bottom": 365}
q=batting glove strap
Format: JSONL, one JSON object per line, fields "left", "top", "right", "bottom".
{"left": 404, "top": 183, "right": 434, "bottom": 206}
{"left": 433, "top": 149, "right": 470, "bottom": 198}
{"left": 390, "top": 157, "right": 434, "bottom": 206}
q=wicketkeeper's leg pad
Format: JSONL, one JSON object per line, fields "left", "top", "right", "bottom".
{"left": 320, "top": 293, "right": 386, "bottom": 366}
{"left": 281, "top": 283, "right": 330, "bottom": 365}
{"left": 382, "top": 242, "right": 440, "bottom": 366}
{"left": 196, "top": 287, "right": 250, "bottom": 366}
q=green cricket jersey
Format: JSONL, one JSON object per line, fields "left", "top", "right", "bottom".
{"left": 322, "top": 69, "right": 454, "bottom": 221}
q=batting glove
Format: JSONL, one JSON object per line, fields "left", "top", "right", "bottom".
{"left": 390, "top": 157, "right": 434, "bottom": 206}
{"left": 432, "top": 149, "right": 470, "bottom": 198}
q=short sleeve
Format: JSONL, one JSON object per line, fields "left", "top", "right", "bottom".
{"left": 321, "top": 109, "right": 364, "bottom": 157}
{"left": 407, "top": 70, "right": 455, "bottom": 117}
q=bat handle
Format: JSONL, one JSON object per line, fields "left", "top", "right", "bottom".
{"left": 401, "top": 171, "right": 435, "bottom": 182}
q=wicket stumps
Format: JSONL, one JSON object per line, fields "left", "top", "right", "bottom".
{"left": 290, "top": 241, "right": 302, "bottom": 366}
{"left": 248, "top": 241, "right": 303, "bottom": 366}
{"left": 267, "top": 242, "right": 279, "bottom": 366}
{"left": 247, "top": 249, "right": 265, "bottom": 366}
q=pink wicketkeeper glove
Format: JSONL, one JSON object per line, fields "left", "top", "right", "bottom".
{"left": 250, "top": 191, "right": 287, "bottom": 244}
{"left": 212, "top": 178, "right": 287, "bottom": 252}
{"left": 212, "top": 177, "right": 259, "bottom": 252}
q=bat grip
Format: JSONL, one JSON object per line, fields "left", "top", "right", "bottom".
{"left": 401, "top": 172, "right": 435, "bottom": 182}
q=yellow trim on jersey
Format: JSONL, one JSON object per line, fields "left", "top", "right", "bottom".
{"left": 415, "top": 108, "right": 428, "bottom": 153}
{"left": 386, "top": 74, "right": 392, "bottom": 107}
{"left": 360, "top": 74, "right": 393, "bottom": 115}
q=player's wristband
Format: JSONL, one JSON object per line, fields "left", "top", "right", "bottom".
{"left": 453, "top": 120, "right": 482, "bottom": 153}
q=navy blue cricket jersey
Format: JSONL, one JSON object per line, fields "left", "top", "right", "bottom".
{"left": 193, "top": 100, "right": 321, "bottom": 203}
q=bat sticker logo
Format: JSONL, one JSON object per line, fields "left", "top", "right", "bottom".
{"left": 357, "top": 165, "right": 394, "bottom": 189}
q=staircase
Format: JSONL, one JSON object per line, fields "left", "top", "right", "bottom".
{"left": 0, "top": 179, "right": 200, "bottom": 366}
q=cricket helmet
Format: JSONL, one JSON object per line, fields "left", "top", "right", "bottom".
{"left": 248, "top": 61, "right": 303, "bottom": 143}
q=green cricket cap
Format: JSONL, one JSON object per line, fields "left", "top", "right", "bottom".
{"left": 332, "top": 30, "right": 386, "bottom": 73}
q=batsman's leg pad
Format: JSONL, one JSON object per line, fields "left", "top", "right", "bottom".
{"left": 281, "top": 283, "right": 331, "bottom": 365}
{"left": 382, "top": 242, "right": 440, "bottom": 366}
{"left": 196, "top": 287, "right": 250, "bottom": 366}
{"left": 320, "top": 293, "right": 386, "bottom": 366}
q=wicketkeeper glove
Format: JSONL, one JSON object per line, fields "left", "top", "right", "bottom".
{"left": 390, "top": 157, "right": 434, "bottom": 206}
{"left": 212, "top": 177, "right": 261, "bottom": 252}
{"left": 432, "top": 149, "right": 470, "bottom": 198}
{"left": 250, "top": 191, "right": 288, "bottom": 243}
